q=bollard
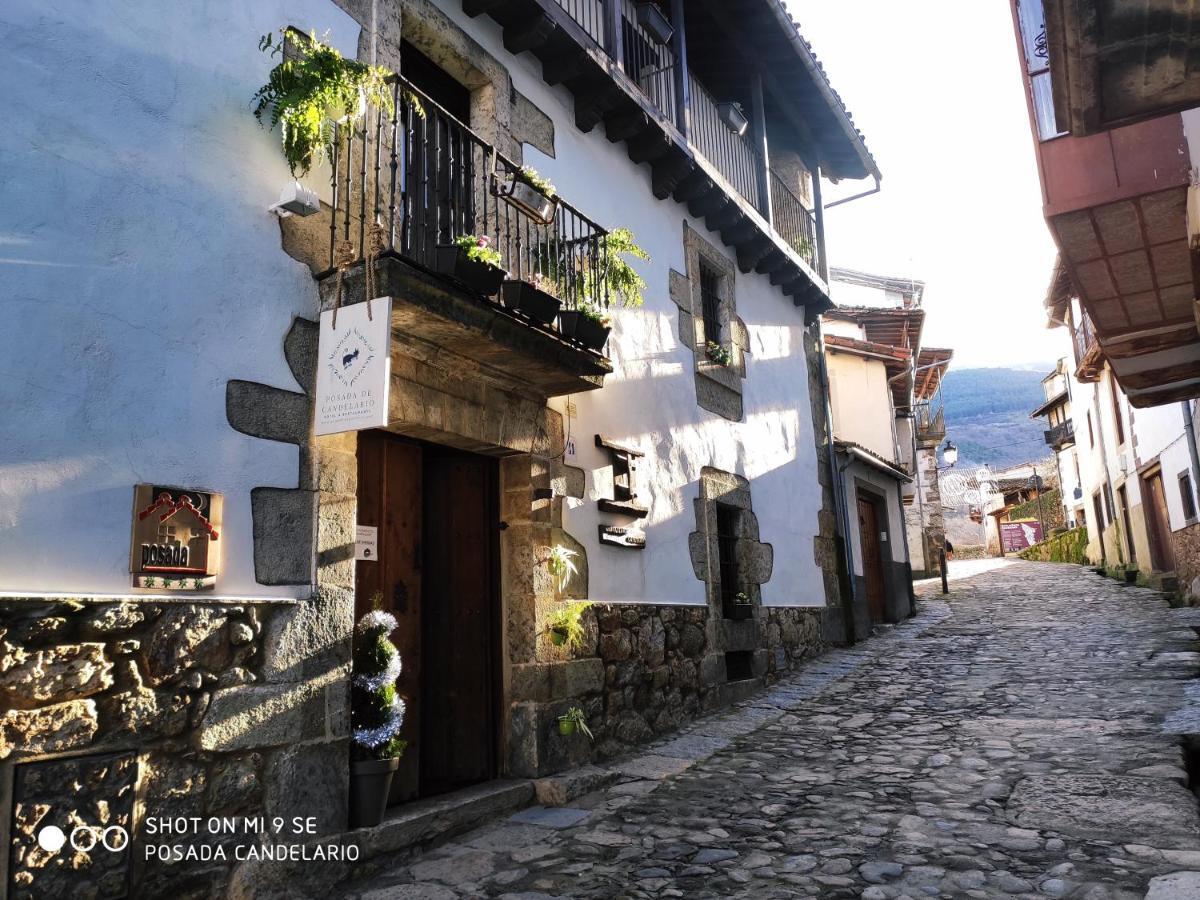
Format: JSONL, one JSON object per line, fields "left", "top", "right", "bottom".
{"left": 940, "top": 548, "right": 948, "bottom": 595}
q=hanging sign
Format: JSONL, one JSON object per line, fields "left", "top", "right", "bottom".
{"left": 314, "top": 298, "right": 392, "bottom": 435}
{"left": 130, "top": 485, "right": 222, "bottom": 590}
{"left": 355, "top": 525, "right": 379, "bottom": 561}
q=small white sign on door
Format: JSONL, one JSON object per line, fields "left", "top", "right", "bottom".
{"left": 355, "top": 525, "right": 379, "bottom": 561}
{"left": 314, "top": 298, "right": 392, "bottom": 435}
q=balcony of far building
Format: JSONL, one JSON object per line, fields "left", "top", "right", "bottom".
{"left": 464, "top": 0, "right": 880, "bottom": 317}
{"left": 913, "top": 347, "right": 952, "bottom": 448}
{"left": 313, "top": 73, "right": 615, "bottom": 398}
{"left": 1029, "top": 357, "right": 1074, "bottom": 451}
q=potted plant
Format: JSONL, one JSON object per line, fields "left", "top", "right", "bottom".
{"left": 546, "top": 600, "right": 593, "bottom": 650}
{"left": 1124, "top": 567, "right": 1139, "bottom": 585}
{"left": 635, "top": 2, "right": 674, "bottom": 45}
{"left": 706, "top": 341, "right": 732, "bottom": 366}
{"left": 499, "top": 166, "right": 558, "bottom": 225}
{"left": 502, "top": 272, "right": 562, "bottom": 325}
{"left": 349, "top": 604, "right": 407, "bottom": 828}
{"left": 558, "top": 302, "right": 612, "bottom": 351}
{"left": 436, "top": 234, "right": 506, "bottom": 296}
{"left": 556, "top": 706, "right": 594, "bottom": 739}
{"left": 592, "top": 228, "right": 649, "bottom": 309}
{"left": 728, "top": 591, "right": 752, "bottom": 621}
{"left": 252, "top": 30, "right": 409, "bottom": 181}
{"left": 716, "top": 101, "right": 749, "bottom": 136}
{"left": 545, "top": 544, "right": 579, "bottom": 592}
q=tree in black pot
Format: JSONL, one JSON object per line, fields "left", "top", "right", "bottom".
{"left": 349, "top": 603, "right": 407, "bottom": 828}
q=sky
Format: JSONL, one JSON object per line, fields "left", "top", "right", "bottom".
{"left": 790, "top": 1, "right": 1064, "bottom": 370}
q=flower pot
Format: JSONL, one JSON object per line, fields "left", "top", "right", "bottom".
{"left": 1124, "top": 569, "right": 1139, "bottom": 584}
{"left": 435, "top": 245, "right": 506, "bottom": 296}
{"left": 636, "top": 2, "right": 674, "bottom": 44}
{"left": 502, "top": 180, "right": 558, "bottom": 225}
{"left": 557, "top": 310, "right": 611, "bottom": 351}
{"left": 502, "top": 279, "right": 562, "bottom": 325}
{"left": 557, "top": 717, "right": 576, "bottom": 736}
{"left": 550, "top": 627, "right": 569, "bottom": 646}
{"left": 349, "top": 756, "right": 400, "bottom": 829}
{"left": 726, "top": 603, "right": 752, "bottom": 621}
{"left": 717, "top": 101, "right": 749, "bottom": 136}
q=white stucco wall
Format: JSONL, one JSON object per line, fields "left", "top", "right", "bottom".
{"left": 0, "top": 0, "right": 357, "bottom": 597}
{"left": 826, "top": 352, "right": 897, "bottom": 463}
{"left": 428, "top": 1, "right": 829, "bottom": 608}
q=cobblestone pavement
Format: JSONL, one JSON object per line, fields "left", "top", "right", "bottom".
{"left": 347, "top": 562, "right": 1200, "bottom": 899}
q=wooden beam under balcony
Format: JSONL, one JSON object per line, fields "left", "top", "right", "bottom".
{"left": 503, "top": 13, "right": 557, "bottom": 54}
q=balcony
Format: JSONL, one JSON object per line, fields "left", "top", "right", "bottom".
{"left": 1071, "top": 308, "right": 1102, "bottom": 383}
{"left": 914, "top": 401, "right": 945, "bottom": 447}
{"left": 464, "top": 0, "right": 877, "bottom": 312}
{"left": 1044, "top": 420, "right": 1076, "bottom": 451}
{"left": 316, "top": 75, "right": 613, "bottom": 397}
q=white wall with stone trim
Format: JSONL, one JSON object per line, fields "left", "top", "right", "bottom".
{"left": 0, "top": 0, "right": 359, "bottom": 597}
{"left": 425, "top": 2, "right": 829, "bottom": 608}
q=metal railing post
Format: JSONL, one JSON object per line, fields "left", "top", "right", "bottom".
{"left": 750, "top": 71, "right": 772, "bottom": 223}
{"left": 670, "top": 0, "right": 690, "bottom": 139}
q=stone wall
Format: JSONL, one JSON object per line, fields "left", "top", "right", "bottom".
{"left": 506, "top": 599, "right": 824, "bottom": 778}
{"left": 1, "top": 597, "right": 349, "bottom": 899}
{"left": 1172, "top": 522, "right": 1200, "bottom": 604}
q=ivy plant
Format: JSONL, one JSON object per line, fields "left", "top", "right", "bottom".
{"left": 252, "top": 29, "right": 406, "bottom": 177}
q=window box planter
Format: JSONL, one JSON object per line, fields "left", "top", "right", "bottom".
{"left": 716, "top": 101, "right": 749, "bottom": 136}
{"left": 499, "top": 179, "right": 558, "bottom": 226}
{"left": 435, "top": 244, "right": 506, "bottom": 296}
{"left": 502, "top": 279, "right": 562, "bottom": 325}
{"left": 349, "top": 756, "right": 400, "bottom": 828}
{"left": 636, "top": 2, "right": 674, "bottom": 45}
{"left": 558, "top": 310, "right": 611, "bottom": 351}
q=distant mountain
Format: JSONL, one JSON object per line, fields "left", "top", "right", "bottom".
{"left": 940, "top": 367, "right": 1053, "bottom": 471}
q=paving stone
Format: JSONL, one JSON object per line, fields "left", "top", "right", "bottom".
{"left": 340, "top": 563, "right": 1200, "bottom": 899}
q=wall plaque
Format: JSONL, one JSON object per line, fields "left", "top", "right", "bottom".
{"left": 130, "top": 485, "right": 222, "bottom": 589}
{"left": 315, "top": 298, "right": 392, "bottom": 435}
{"left": 599, "top": 524, "right": 646, "bottom": 550}
{"left": 355, "top": 525, "right": 378, "bottom": 561}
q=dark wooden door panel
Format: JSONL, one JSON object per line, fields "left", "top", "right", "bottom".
{"left": 356, "top": 431, "right": 423, "bottom": 804}
{"left": 1145, "top": 473, "right": 1176, "bottom": 573}
{"left": 857, "top": 496, "right": 886, "bottom": 624}
{"left": 420, "top": 448, "right": 499, "bottom": 796}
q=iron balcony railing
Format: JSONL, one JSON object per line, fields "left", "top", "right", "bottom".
{"left": 1044, "top": 420, "right": 1076, "bottom": 450}
{"left": 325, "top": 74, "right": 611, "bottom": 312}
{"left": 555, "top": 0, "right": 605, "bottom": 44}
{"left": 915, "top": 401, "right": 946, "bottom": 442}
{"left": 769, "top": 170, "right": 818, "bottom": 271}
{"left": 687, "top": 73, "right": 761, "bottom": 210}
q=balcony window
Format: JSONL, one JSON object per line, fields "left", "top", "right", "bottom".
{"left": 1016, "top": 0, "right": 1066, "bottom": 140}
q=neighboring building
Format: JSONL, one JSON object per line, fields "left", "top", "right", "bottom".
{"left": 821, "top": 288, "right": 935, "bottom": 638}
{"left": 1030, "top": 355, "right": 1085, "bottom": 530}
{"left": 982, "top": 463, "right": 1059, "bottom": 555}
{"left": 907, "top": 346, "right": 954, "bottom": 576}
{"left": 0, "top": 1, "right": 881, "bottom": 895}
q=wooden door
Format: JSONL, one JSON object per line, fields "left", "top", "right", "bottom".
{"left": 355, "top": 431, "right": 423, "bottom": 803}
{"left": 1143, "top": 471, "right": 1176, "bottom": 572}
{"left": 419, "top": 446, "right": 500, "bottom": 796}
{"left": 857, "top": 496, "right": 887, "bottom": 623}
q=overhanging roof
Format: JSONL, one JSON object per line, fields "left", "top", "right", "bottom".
{"left": 834, "top": 440, "right": 912, "bottom": 483}
{"left": 1030, "top": 389, "right": 1069, "bottom": 419}
{"left": 915, "top": 347, "right": 952, "bottom": 400}
{"left": 830, "top": 267, "right": 925, "bottom": 305}
{"left": 823, "top": 306, "right": 925, "bottom": 354}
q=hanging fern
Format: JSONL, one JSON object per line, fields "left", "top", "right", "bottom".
{"left": 252, "top": 29, "right": 412, "bottom": 178}
{"left": 596, "top": 228, "right": 649, "bottom": 308}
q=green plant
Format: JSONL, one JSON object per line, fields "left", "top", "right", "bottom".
{"left": 545, "top": 544, "right": 579, "bottom": 591}
{"left": 706, "top": 341, "right": 732, "bottom": 366}
{"left": 351, "top": 598, "right": 408, "bottom": 762}
{"left": 454, "top": 234, "right": 502, "bottom": 268}
{"left": 253, "top": 29, "right": 410, "bottom": 177}
{"left": 558, "top": 706, "right": 593, "bottom": 740}
{"left": 789, "top": 235, "right": 813, "bottom": 260}
{"left": 519, "top": 166, "right": 557, "bottom": 197}
{"left": 594, "top": 228, "right": 649, "bottom": 308}
{"left": 732, "top": 591, "right": 751, "bottom": 605}
{"left": 579, "top": 302, "right": 613, "bottom": 328}
{"left": 546, "top": 600, "right": 593, "bottom": 651}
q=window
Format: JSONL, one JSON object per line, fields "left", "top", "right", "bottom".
{"left": 715, "top": 502, "right": 740, "bottom": 608}
{"left": 699, "top": 259, "right": 722, "bottom": 345}
{"left": 1181, "top": 472, "right": 1198, "bottom": 522}
{"left": 1087, "top": 411, "right": 1094, "bottom": 447}
{"left": 1110, "top": 377, "right": 1125, "bottom": 445}
{"left": 1016, "top": 0, "right": 1065, "bottom": 140}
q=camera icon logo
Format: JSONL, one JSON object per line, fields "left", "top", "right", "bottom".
{"left": 37, "top": 824, "right": 129, "bottom": 854}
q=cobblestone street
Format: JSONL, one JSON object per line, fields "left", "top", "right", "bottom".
{"left": 347, "top": 562, "right": 1200, "bottom": 899}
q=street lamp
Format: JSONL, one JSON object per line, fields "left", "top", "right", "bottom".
{"left": 941, "top": 440, "right": 958, "bottom": 469}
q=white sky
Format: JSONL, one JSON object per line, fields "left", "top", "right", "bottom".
{"left": 791, "top": 1, "right": 1064, "bottom": 369}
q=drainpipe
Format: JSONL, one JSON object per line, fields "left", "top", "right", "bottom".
{"left": 1182, "top": 400, "right": 1200, "bottom": 513}
{"left": 816, "top": 320, "right": 857, "bottom": 642}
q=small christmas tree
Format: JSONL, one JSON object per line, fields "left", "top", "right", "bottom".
{"left": 351, "top": 603, "right": 407, "bottom": 761}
